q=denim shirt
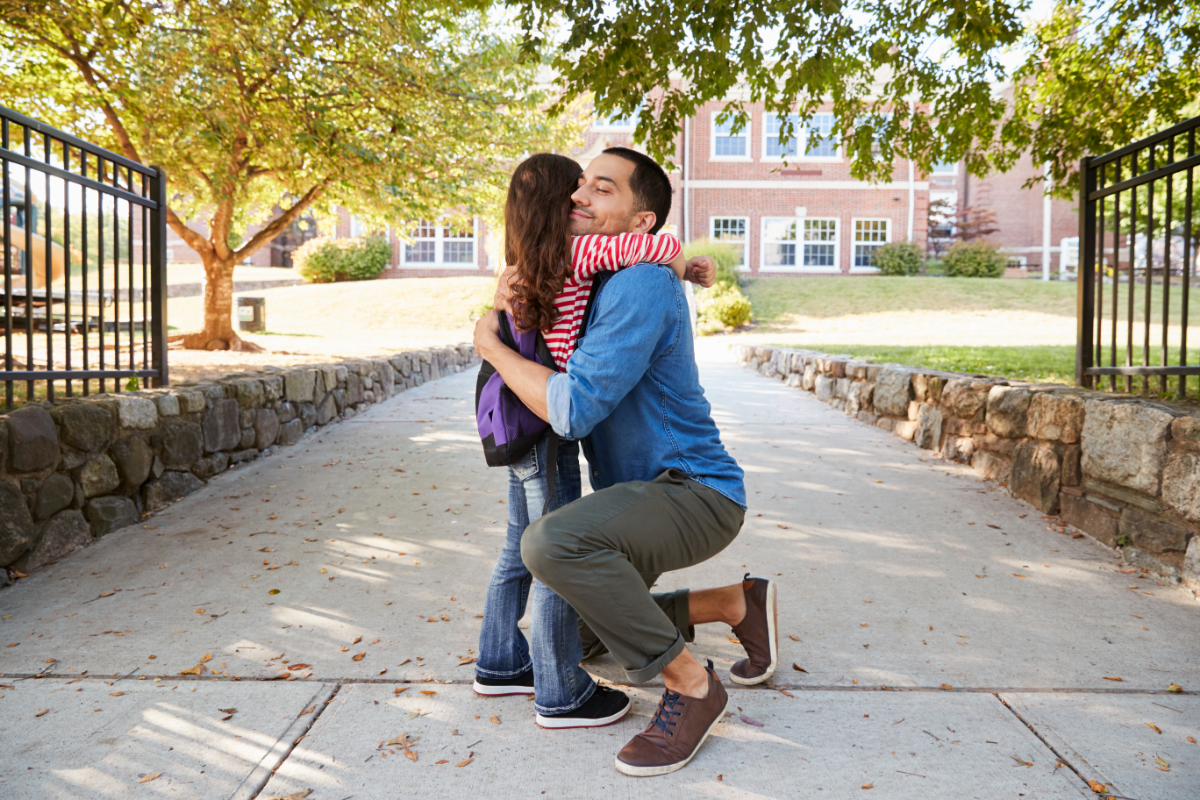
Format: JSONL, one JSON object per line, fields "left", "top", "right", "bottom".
{"left": 545, "top": 263, "right": 746, "bottom": 508}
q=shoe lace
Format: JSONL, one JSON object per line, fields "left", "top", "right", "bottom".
{"left": 649, "top": 691, "right": 684, "bottom": 736}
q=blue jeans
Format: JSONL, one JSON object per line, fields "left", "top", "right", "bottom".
{"left": 475, "top": 433, "right": 595, "bottom": 715}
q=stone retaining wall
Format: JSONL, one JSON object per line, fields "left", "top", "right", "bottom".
{"left": 735, "top": 345, "right": 1200, "bottom": 597}
{"left": 0, "top": 344, "right": 479, "bottom": 582}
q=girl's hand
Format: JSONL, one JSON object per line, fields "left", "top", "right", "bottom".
{"left": 684, "top": 255, "right": 716, "bottom": 288}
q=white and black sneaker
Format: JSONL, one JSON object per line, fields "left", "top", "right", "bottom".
{"left": 535, "top": 685, "right": 632, "bottom": 729}
{"left": 474, "top": 670, "right": 535, "bottom": 696}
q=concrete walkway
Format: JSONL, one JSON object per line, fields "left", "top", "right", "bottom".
{"left": 2, "top": 343, "right": 1197, "bottom": 799}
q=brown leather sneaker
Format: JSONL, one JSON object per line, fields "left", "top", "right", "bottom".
{"left": 729, "top": 573, "right": 778, "bottom": 685}
{"left": 615, "top": 661, "right": 728, "bottom": 777}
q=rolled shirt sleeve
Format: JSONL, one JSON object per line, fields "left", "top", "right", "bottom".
{"left": 546, "top": 371, "right": 574, "bottom": 439}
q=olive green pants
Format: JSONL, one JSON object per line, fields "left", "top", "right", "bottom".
{"left": 521, "top": 469, "right": 745, "bottom": 683}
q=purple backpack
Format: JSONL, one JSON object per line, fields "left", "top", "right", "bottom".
{"left": 475, "top": 310, "right": 559, "bottom": 470}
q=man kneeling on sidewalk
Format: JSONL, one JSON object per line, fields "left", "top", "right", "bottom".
{"left": 473, "top": 148, "right": 780, "bottom": 776}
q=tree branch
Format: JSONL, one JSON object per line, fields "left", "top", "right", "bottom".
{"left": 233, "top": 182, "right": 327, "bottom": 262}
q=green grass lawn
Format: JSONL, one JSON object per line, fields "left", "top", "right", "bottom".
{"left": 745, "top": 275, "right": 1079, "bottom": 322}
{"left": 796, "top": 343, "right": 1079, "bottom": 385}
{"left": 742, "top": 275, "right": 1198, "bottom": 399}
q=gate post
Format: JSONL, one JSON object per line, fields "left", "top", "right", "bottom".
{"left": 1076, "top": 157, "right": 1097, "bottom": 388}
{"left": 149, "top": 164, "right": 169, "bottom": 387}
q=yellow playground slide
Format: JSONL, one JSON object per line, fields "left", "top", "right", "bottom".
{"left": 1, "top": 225, "right": 74, "bottom": 289}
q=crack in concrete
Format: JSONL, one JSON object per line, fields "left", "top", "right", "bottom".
{"left": 228, "top": 681, "right": 340, "bottom": 800}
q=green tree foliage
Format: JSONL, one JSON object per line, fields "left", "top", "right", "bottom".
{"left": 873, "top": 241, "right": 924, "bottom": 276}
{"left": 292, "top": 235, "right": 392, "bottom": 283}
{"left": 519, "top": 0, "right": 1200, "bottom": 191}
{"left": 1, "top": 0, "right": 582, "bottom": 349}
{"left": 943, "top": 240, "right": 1008, "bottom": 278}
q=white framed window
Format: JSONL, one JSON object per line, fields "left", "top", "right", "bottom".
{"left": 593, "top": 106, "right": 640, "bottom": 131}
{"left": 761, "top": 218, "right": 796, "bottom": 269}
{"left": 932, "top": 160, "right": 958, "bottom": 175}
{"left": 763, "top": 113, "right": 800, "bottom": 160}
{"left": 804, "top": 113, "right": 839, "bottom": 159}
{"left": 929, "top": 190, "right": 958, "bottom": 239}
{"left": 710, "top": 216, "right": 748, "bottom": 269}
{"left": 761, "top": 217, "right": 838, "bottom": 272}
{"left": 852, "top": 218, "right": 890, "bottom": 270}
{"left": 1006, "top": 255, "right": 1028, "bottom": 268}
{"left": 802, "top": 218, "right": 839, "bottom": 270}
{"left": 349, "top": 215, "right": 363, "bottom": 238}
{"left": 400, "top": 217, "right": 478, "bottom": 269}
{"left": 711, "top": 114, "right": 751, "bottom": 160}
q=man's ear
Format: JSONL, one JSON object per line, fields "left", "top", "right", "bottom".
{"left": 630, "top": 210, "right": 657, "bottom": 234}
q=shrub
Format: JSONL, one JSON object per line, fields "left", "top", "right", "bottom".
{"left": 682, "top": 237, "right": 745, "bottom": 287}
{"left": 292, "top": 234, "right": 392, "bottom": 283}
{"left": 696, "top": 281, "right": 753, "bottom": 333}
{"left": 943, "top": 240, "right": 1007, "bottom": 278}
{"left": 872, "top": 241, "right": 924, "bottom": 276}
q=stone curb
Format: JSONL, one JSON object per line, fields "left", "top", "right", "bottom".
{"left": 0, "top": 344, "right": 481, "bottom": 582}
{"left": 734, "top": 344, "right": 1200, "bottom": 598}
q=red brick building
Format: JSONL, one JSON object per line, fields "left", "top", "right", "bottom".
{"left": 162, "top": 97, "right": 1079, "bottom": 277}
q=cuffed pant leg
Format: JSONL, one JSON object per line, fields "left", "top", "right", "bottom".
{"left": 522, "top": 470, "right": 743, "bottom": 683}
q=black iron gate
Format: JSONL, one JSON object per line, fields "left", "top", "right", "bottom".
{"left": 1076, "top": 114, "right": 1199, "bottom": 401}
{"left": 1, "top": 106, "right": 168, "bottom": 409}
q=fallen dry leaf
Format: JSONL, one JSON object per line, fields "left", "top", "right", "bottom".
{"left": 287, "top": 663, "right": 310, "bottom": 671}
{"left": 457, "top": 657, "right": 477, "bottom": 666}
{"left": 386, "top": 733, "right": 418, "bottom": 748}
{"left": 261, "top": 791, "right": 311, "bottom": 800}
{"left": 1087, "top": 779, "right": 1109, "bottom": 794}
{"left": 792, "top": 663, "right": 808, "bottom": 673}
{"left": 420, "top": 690, "right": 437, "bottom": 695}
{"left": 436, "top": 759, "right": 448, "bottom": 765}
{"left": 1188, "top": 736, "right": 1196, "bottom": 744}
{"left": 456, "top": 758, "right": 473, "bottom": 767}
{"left": 179, "top": 664, "right": 206, "bottom": 676}
{"left": 940, "top": 684, "right": 954, "bottom": 691}
{"left": 200, "top": 653, "right": 213, "bottom": 663}
{"left": 862, "top": 783, "right": 873, "bottom": 790}
{"left": 726, "top": 634, "right": 740, "bottom": 644}
{"left": 352, "top": 636, "right": 362, "bottom": 645}
{"left": 99, "top": 592, "right": 114, "bottom": 598}
{"left": 1147, "top": 723, "right": 1162, "bottom": 734}
{"left": 393, "top": 687, "right": 408, "bottom": 695}
{"left": 1156, "top": 756, "right": 1169, "bottom": 770}
{"left": 1102, "top": 676, "right": 1123, "bottom": 682}
{"left": 1012, "top": 574, "right": 1027, "bottom": 578}
{"left": 352, "top": 652, "right": 366, "bottom": 662}
{"left": 404, "top": 749, "right": 418, "bottom": 762}
{"left": 740, "top": 714, "right": 764, "bottom": 727}
{"left": 35, "top": 708, "right": 49, "bottom": 717}
{"left": 299, "top": 705, "right": 316, "bottom": 716}
{"left": 398, "top": 658, "right": 411, "bottom": 666}
{"left": 789, "top": 634, "right": 799, "bottom": 641}
{"left": 489, "top": 715, "right": 501, "bottom": 724}
{"left": 139, "top": 773, "right": 161, "bottom": 783}
{"left": 109, "top": 691, "right": 124, "bottom": 697}
{"left": 1168, "top": 683, "right": 1183, "bottom": 693}
{"left": 780, "top": 690, "right": 794, "bottom": 698}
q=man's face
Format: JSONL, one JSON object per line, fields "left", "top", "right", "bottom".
{"left": 570, "top": 153, "right": 656, "bottom": 237}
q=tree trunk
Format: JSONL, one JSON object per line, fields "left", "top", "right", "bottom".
{"left": 180, "top": 255, "right": 264, "bottom": 351}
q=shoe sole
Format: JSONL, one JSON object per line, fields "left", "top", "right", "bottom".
{"left": 728, "top": 579, "right": 778, "bottom": 686}
{"left": 473, "top": 680, "right": 535, "bottom": 697}
{"left": 535, "top": 696, "right": 631, "bottom": 729}
{"left": 614, "top": 696, "right": 729, "bottom": 777}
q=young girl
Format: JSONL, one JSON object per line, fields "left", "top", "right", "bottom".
{"left": 473, "top": 153, "right": 707, "bottom": 728}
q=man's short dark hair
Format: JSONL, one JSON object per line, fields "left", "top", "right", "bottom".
{"left": 603, "top": 146, "right": 672, "bottom": 234}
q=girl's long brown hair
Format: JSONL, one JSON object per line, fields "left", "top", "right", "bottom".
{"left": 504, "top": 153, "right": 582, "bottom": 333}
